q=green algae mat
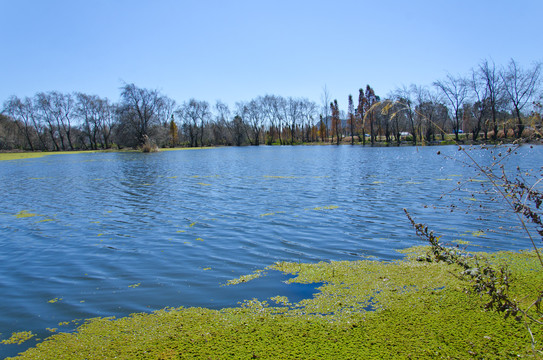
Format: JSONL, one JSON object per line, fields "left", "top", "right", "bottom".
{"left": 6, "top": 247, "right": 542, "bottom": 359}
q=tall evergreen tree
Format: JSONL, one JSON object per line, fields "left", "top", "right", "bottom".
{"left": 357, "top": 88, "right": 367, "bottom": 146}
{"left": 348, "top": 95, "right": 355, "bottom": 145}
{"left": 330, "top": 100, "right": 341, "bottom": 145}
{"left": 169, "top": 115, "right": 178, "bottom": 147}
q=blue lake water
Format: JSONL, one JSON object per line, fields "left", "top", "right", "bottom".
{"left": 0, "top": 145, "right": 540, "bottom": 357}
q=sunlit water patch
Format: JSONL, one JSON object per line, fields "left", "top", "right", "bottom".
{"left": 0, "top": 145, "right": 541, "bottom": 357}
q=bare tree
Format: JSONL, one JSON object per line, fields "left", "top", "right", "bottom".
{"left": 53, "top": 92, "right": 76, "bottom": 150}
{"left": 299, "top": 98, "right": 317, "bottom": 143}
{"left": 501, "top": 59, "right": 542, "bottom": 138}
{"left": 386, "top": 99, "right": 407, "bottom": 145}
{"left": 392, "top": 86, "right": 417, "bottom": 145}
{"left": 260, "top": 95, "right": 282, "bottom": 144}
{"left": 236, "top": 99, "right": 263, "bottom": 145}
{"left": 213, "top": 101, "right": 230, "bottom": 145}
{"left": 0, "top": 113, "right": 23, "bottom": 150}
{"left": 35, "top": 92, "right": 62, "bottom": 151}
{"left": 98, "top": 98, "right": 116, "bottom": 149}
{"left": 434, "top": 74, "right": 468, "bottom": 141}
{"left": 287, "top": 97, "right": 302, "bottom": 144}
{"left": 74, "top": 93, "right": 116, "bottom": 149}
{"left": 118, "top": 83, "right": 168, "bottom": 147}
{"left": 159, "top": 97, "right": 177, "bottom": 127}
{"left": 35, "top": 92, "right": 77, "bottom": 150}
{"left": 412, "top": 86, "right": 448, "bottom": 142}
{"left": 321, "top": 85, "right": 331, "bottom": 142}
{"left": 478, "top": 60, "right": 503, "bottom": 140}
{"left": 75, "top": 93, "right": 100, "bottom": 150}
{"left": 468, "top": 69, "right": 490, "bottom": 141}
{"left": 177, "top": 99, "right": 210, "bottom": 147}
{"left": 3, "top": 96, "right": 40, "bottom": 150}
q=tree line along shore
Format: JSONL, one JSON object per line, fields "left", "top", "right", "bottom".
{"left": 1, "top": 58, "right": 541, "bottom": 152}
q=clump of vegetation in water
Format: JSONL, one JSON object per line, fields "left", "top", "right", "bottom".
{"left": 139, "top": 135, "right": 159, "bottom": 153}
{"left": 1, "top": 332, "right": 35, "bottom": 346}
{"left": 6, "top": 246, "right": 541, "bottom": 359}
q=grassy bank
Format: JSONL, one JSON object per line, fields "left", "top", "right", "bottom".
{"left": 0, "top": 147, "right": 218, "bottom": 161}
{"left": 6, "top": 246, "right": 542, "bottom": 359}
{"left": 3, "top": 140, "right": 540, "bottom": 161}
{"left": 0, "top": 151, "right": 90, "bottom": 161}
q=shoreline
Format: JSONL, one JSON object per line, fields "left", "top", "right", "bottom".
{"left": 1, "top": 139, "right": 541, "bottom": 162}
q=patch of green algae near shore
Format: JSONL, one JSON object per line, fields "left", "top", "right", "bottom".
{"left": 0, "top": 151, "right": 91, "bottom": 161}
{"left": 0, "top": 147, "right": 216, "bottom": 161}
{"left": 7, "top": 247, "right": 542, "bottom": 359}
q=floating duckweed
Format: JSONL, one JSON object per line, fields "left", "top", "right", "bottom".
{"left": 203, "top": 268, "right": 211, "bottom": 271}
{"left": 36, "top": 218, "right": 53, "bottom": 223}
{"left": 1, "top": 331, "right": 35, "bottom": 345}
{"left": 471, "top": 231, "right": 486, "bottom": 237}
{"left": 195, "top": 238, "right": 204, "bottom": 241}
{"left": 309, "top": 205, "right": 339, "bottom": 211}
{"left": 47, "top": 298, "right": 62, "bottom": 303}
{"left": 189, "top": 222, "right": 196, "bottom": 227}
{"left": 225, "top": 270, "right": 266, "bottom": 285}
{"left": 192, "top": 175, "right": 219, "bottom": 178}
{"left": 260, "top": 213, "right": 274, "bottom": 217}
{"left": 372, "top": 181, "right": 385, "bottom": 184}
{"left": 12, "top": 247, "right": 543, "bottom": 359}
{"left": 176, "top": 230, "right": 186, "bottom": 233}
{"left": 46, "top": 328, "right": 57, "bottom": 333}
{"left": 14, "top": 210, "right": 42, "bottom": 219}
{"left": 263, "top": 175, "right": 299, "bottom": 179}
{"left": 128, "top": 283, "right": 141, "bottom": 288}
{"left": 270, "top": 295, "right": 291, "bottom": 306}
{"left": 452, "top": 239, "right": 471, "bottom": 245}
{"left": 197, "top": 182, "right": 211, "bottom": 186}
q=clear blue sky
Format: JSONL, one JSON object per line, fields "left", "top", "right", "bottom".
{"left": 1, "top": 0, "right": 542, "bottom": 111}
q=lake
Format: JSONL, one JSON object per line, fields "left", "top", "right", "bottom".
{"left": 0, "top": 145, "right": 540, "bottom": 357}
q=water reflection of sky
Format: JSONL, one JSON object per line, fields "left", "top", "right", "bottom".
{"left": 0, "top": 145, "right": 541, "bottom": 357}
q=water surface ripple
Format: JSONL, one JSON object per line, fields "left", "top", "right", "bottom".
{"left": 0, "top": 145, "right": 540, "bottom": 357}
